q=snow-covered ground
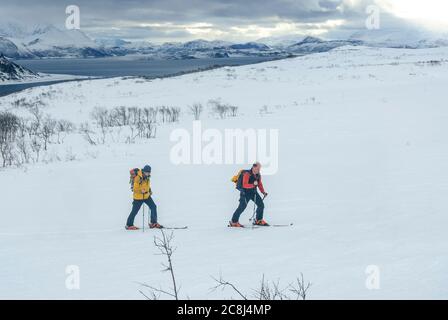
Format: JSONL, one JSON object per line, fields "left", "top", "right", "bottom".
{"left": 1, "top": 46, "right": 448, "bottom": 299}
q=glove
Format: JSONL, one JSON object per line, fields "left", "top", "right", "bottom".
{"left": 263, "top": 192, "right": 268, "bottom": 197}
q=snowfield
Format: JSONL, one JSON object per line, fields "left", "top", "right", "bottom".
{"left": 1, "top": 46, "right": 448, "bottom": 299}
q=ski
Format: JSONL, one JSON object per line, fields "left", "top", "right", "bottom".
{"left": 162, "top": 226, "right": 188, "bottom": 230}
{"left": 137, "top": 226, "right": 188, "bottom": 230}
{"left": 228, "top": 223, "right": 293, "bottom": 228}
{"left": 250, "top": 223, "right": 294, "bottom": 228}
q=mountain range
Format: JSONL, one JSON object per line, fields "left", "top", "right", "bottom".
{"left": 0, "top": 23, "right": 448, "bottom": 59}
{"left": 1, "top": 22, "right": 448, "bottom": 60}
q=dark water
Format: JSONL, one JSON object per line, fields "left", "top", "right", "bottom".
{"left": 0, "top": 79, "right": 84, "bottom": 97}
{"left": 0, "top": 56, "right": 276, "bottom": 97}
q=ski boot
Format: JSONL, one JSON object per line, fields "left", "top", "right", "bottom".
{"left": 228, "top": 221, "right": 244, "bottom": 228}
{"left": 125, "top": 225, "right": 139, "bottom": 230}
{"left": 253, "top": 219, "right": 269, "bottom": 226}
{"left": 149, "top": 223, "right": 164, "bottom": 229}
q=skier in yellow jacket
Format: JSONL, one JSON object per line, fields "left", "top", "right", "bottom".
{"left": 126, "top": 165, "right": 163, "bottom": 230}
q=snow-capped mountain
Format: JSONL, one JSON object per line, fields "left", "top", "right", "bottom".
{"left": 0, "top": 37, "right": 32, "bottom": 58}
{"left": 137, "top": 39, "right": 278, "bottom": 60}
{"left": 183, "top": 39, "right": 232, "bottom": 50}
{"left": 95, "top": 37, "right": 131, "bottom": 48}
{"left": 1, "top": 21, "right": 448, "bottom": 60}
{"left": 257, "top": 35, "right": 308, "bottom": 48}
{"left": 349, "top": 28, "right": 448, "bottom": 49}
{"left": 229, "top": 42, "right": 270, "bottom": 50}
{"left": 26, "top": 24, "right": 96, "bottom": 49}
{"left": 286, "top": 36, "right": 363, "bottom": 54}
{"left": 0, "top": 23, "right": 110, "bottom": 58}
{"left": 0, "top": 22, "right": 29, "bottom": 38}
{"left": 0, "top": 24, "right": 282, "bottom": 59}
{"left": 22, "top": 24, "right": 111, "bottom": 58}
{"left": 0, "top": 53, "right": 39, "bottom": 81}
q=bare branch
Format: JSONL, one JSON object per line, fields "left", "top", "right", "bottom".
{"left": 288, "top": 273, "right": 312, "bottom": 300}
{"left": 139, "top": 289, "right": 160, "bottom": 300}
{"left": 210, "top": 274, "right": 248, "bottom": 300}
{"left": 139, "top": 282, "right": 176, "bottom": 299}
{"left": 141, "top": 229, "right": 180, "bottom": 300}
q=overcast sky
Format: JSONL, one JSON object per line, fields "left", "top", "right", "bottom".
{"left": 1, "top": 0, "right": 447, "bottom": 43}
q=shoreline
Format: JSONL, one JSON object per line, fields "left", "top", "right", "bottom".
{"left": 0, "top": 76, "right": 101, "bottom": 97}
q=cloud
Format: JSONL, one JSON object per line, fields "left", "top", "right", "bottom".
{"left": 0, "top": 0, "right": 446, "bottom": 42}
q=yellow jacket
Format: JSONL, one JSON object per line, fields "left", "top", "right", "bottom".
{"left": 133, "top": 170, "right": 152, "bottom": 200}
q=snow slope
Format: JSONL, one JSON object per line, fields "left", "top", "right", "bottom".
{"left": 1, "top": 46, "right": 448, "bottom": 299}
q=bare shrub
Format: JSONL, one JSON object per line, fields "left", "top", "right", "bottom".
{"left": 170, "top": 107, "right": 181, "bottom": 123}
{"left": 228, "top": 104, "right": 239, "bottom": 117}
{"left": 64, "top": 147, "right": 77, "bottom": 161}
{"left": 41, "top": 116, "right": 57, "bottom": 151}
{"left": 208, "top": 99, "right": 237, "bottom": 119}
{"left": 91, "top": 107, "right": 110, "bottom": 128}
{"left": 208, "top": 99, "right": 229, "bottom": 119}
{"left": 259, "top": 105, "right": 270, "bottom": 115}
{"left": 91, "top": 107, "right": 110, "bottom": 144}
{"left": 0, "top": 112, "right": 19, "bottom": 167}
{"left": 12, "top": 97, "right": 27, "bottom": 108}
{"left": 140, "top": 230, "right": 180, "bottom": 300}
{"left": 158, "top": 106, "right": 168, "bottom": 123}
{"left": 137, "top": 107, "right": 157, "bottom": 139}
{"left": 211, "top": 273, "right": 311, "bottom": 300}
{"left": 16, "top": 120, "right": 30, "bottom": 165}
{"left": 189, "top": 103, "right": 203, "bottom": 120}
{"left": 29, "top": 135, "right": 43, "bottom": 162}
{"left": 159, "top": 106, "right": 180, "bottom": 123}
{"left": 79, "top": 122, "right": 97, "bottom": 146}
{"left": 89, "top": 106, "right": 159, "bottom": 143}
{"left": 288, "top": 273, "right": 312, "bottom": 300}
{"left": 55, "top": 120, "right": 75, "bottom": 144}
{"left": 139, "top": 231, "right": 311, "bottom": 300}
{"left": 115, "top": 106, "right": 129, "bottom": 126}
{"left": 143, "top": 107, "right": 158, "bottom": 124}
{"left": 211, "top": 274, "right": 248, "bottom": 300}
{"left": 29, "top": 105, "right": 43, "bottom": 127}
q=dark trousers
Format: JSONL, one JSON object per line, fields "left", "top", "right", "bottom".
{"left": 231, "top": 191, "right": 264, "bottom": 223}
{"left": 126, "top": 197, "right": 157, "bottom": 226}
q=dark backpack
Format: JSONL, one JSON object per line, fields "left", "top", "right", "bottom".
{"left": 231, "top": 169, "right": 250, "bottom": 191}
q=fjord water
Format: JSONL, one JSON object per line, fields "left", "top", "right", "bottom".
{"left": 0, "top": 57, "right": 272, "bottom": 97}
{"left": 16, "top": 56, "right": 275, "bottom": 77}
{"left": 0, "top": 56, "right": 275, "bottom": 96}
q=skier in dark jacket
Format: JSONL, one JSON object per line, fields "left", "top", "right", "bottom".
{"left": 125, "top": 165, "right": 163, "bottom": 230}
{"left": 229, "top": 162, "right": 269, "bottom": 227}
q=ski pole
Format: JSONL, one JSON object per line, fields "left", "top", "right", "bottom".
{"left": 250, "top": 193, "right": 266, "bottom": 222}
{"left": 142, "top": 200, "right": 145, "bottom": 233}
{"left": 250, "top": 192, "right": 257, "bottom": 222}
